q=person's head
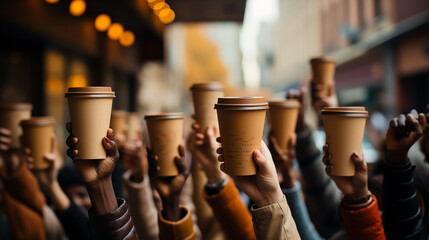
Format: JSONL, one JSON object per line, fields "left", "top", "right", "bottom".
{"left": 58, "top": 164, "right": 91, "bottom": 213}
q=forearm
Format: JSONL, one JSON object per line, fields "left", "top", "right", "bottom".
{"left": 382, "top": 159, "right": 426, "bottom": 239}
{"left": 85, "top": 177, "right": 118, "bottom": 215}
{"left": 123, "top": 171, "right": 159, "bottom": 240}
{"left": 44, "top": 181, "right": 70, "bottom": 211}
{"left": 282, "top": 182, "right": 323, "bottom": 240}
{"left": 161, "top": 196, "right": 180, "bottom": 221}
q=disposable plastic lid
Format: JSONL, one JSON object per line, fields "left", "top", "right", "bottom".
{"left": 65, "top": 86, "right": 115, "bottom": 98}
{"left": 268, "top": 100, "right": 300, "bottom": 108}
{"left": 0, "top": 103, "right": 33, "bottom": 111}
{"left": 144, "top": 113, "right": 185, "bottom": 120}
{"left": 215, "top": 97, "right": 269, "bottom": 110}
{"left": 190, "top": 82, "right": 224, "bottom": 91}
{"left": 321, "top": 106, "right": 368, "bottom": 117}
{"left": 310, "top": 56, "right": 336, "bottom": 64}
{"left": 20, "top": 117, "right": 55, "bottom": 126}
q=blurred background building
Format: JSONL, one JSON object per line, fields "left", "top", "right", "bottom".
{"left": 1, "top": 0, "right": 429, "bottom": 160}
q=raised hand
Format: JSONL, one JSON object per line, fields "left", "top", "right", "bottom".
{"left": 66, "top": 122, "right": 119, "bottom": 214}
{"left": 0, "top": 128, "right": 30, "bottom": 174}
{"left": 217, "top": 138, "right": 283, "bottom": 208}
{"left": 147, "top": 145, "right": 189, "bottom": 221}
{"left": 311, "top": 81, "right": 338, "bottom": 116}
{"left": 286, "top": 87, "right": 307, "bottom": 134}
{"left": 29, "top": 134, "right": 58, "bottom": 189}
{"left": 66, "top": 122, "right": 119, "bottom": 183}
{"left": 386, "top": 110, "right": 427, "bottom": 165}
{"left": 268, "top": 133, "right": 296, "bottom": 188}
{"left": 120, "top": 139, "right": 147, "bottom": 183}
{"left": 188, "top": 122, "right": 225, "bottom": 184}
{"left": 322, "top": 144, "right": 369, "bottom": 203}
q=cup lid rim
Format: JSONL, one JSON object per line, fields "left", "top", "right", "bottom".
{"left": 144, "top": 113, "right": 185, "bottom": 120}
{"left": 268, "top": 100, "right": 300, "bottom": 108}
{"left": 65, "top": 86, "right": 115, "bottom": 97}
{"left": 0, "top": 103, "right": 33, "bottom": 111}
{"left": 20, "top": 117, "right": 55, "bottom": 126}
{"left": 310, "top": 56, "right": 336, "bottom": 63}
{"left": 190, "top": 82, "right": 224, "bottom": 91}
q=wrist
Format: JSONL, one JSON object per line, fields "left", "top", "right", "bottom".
{"left": 130, "top": 172, "right": 144, "bottom": 183}
{"left": 254, "top": 188, "right": 283, "bottom": 208}
{"left": 342, "top": 192, "right": 372, "bottom": 210}
{"left": 205, "top": 170, "right": 226, "bottom": 185}
{"left": 85, "top": 177, "right": 118, "bottom": 215}
{"left": 386, "top": 150, "right": 408, "bottom": 166}
{"left": 343, "top": 188, "right": 370, "bottom": 203}
{"left": 161, "top": 195, "right": 180, "bottom": 221}
{"left": 45, "top": 181, "right": 71, "bottom": 211}
{"left": 281, "top": 169, "right": 296, "bottom": 189}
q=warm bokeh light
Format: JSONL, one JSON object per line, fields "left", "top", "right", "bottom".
{"left": 95, "top": 14, "right": 111, "bottom": 32}
{"left": 147, "top": 0, "right": 164, "bottom": 9}
{"left": 45, "top": 0, "right": 60, "bottom": 4}
{"left": 153, "top": 2, "right": 169, "bottom": 16}
{"left": 69, "top": 0, "right": 86, "bottom": 16}
{"left": 107, "top": 23, "right": 124, "bottom": 40}
{"left": 119, "top": 31, "right": 135, "bottom": 47}
{"left": 159, "top": 9, "right": 175, "bottom": 24}
{"left": 67, "top": 75, "right": 87, "bottom": 88}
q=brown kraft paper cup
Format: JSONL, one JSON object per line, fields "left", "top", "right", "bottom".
{"left": 145, "top": 113, "right": 184, "bottom": 176}
{"left": 111, "top": 110, "right": 128, "bottom": 139}
{"left": 215, "top": 97, "right": 268, "bottom": 176}
{"left": 65, "top": 87, "right": 115, "bottom": 160}
{"left": 268, "top": 100, "right": 300, "bottom": 151}
{"left": 310, "top": 56, "right": 336, "bottom": 96}
{"left": 0, "top": 103, "right": 33, "bottom": 148}
{"left": 127, "top": 112, "right": 141, "bottom": 141}
{"left": 20, "top": 117, "right": 55, "bottom": 169}
{"left": 321, "top": 107, "right": 368, "bottom": 176}
{"left": 190, "top": 82, "right": 225, "bottom": 133}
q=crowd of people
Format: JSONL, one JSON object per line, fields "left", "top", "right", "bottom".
{"left": 0, "top": 80, "right": 428, "bottom": 240}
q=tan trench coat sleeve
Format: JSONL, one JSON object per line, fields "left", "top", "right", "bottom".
{"left": 251, "top": 195, "right": 300, "bottom": 240}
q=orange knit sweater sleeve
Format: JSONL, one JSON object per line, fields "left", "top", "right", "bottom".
{"left": 0, "top": 162, "right": 45, "bottom": 215}
{"left": 1, "top": 191, "right": 45, "bottom": 240}
{"left": 339, "top": 195, "right": 386, "bottom": 240}
{"left": 203, "top": 177, "right": 256, "bottom": 240}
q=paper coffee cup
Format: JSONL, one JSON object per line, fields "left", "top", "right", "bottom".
{"left": 0, "top": 103, "right": 33, "bottom": 148}
{"left": 215, "top": 97, "right": 268, "bottom": 176}
{"left": 20, "top": 117, "right": 55, "bottom": 169}
{"left": 110, "top": 110, "right": 128, "bottom": 139}
{"left": 65, "top": 87, "right": 115, "bottom": 160}
{"left": 190, "top": 82, "right": 225, "bottom": 133}
{"left": 127, "top": 112, "right": 141, "bottom": 141}
{"left": 310, "top": 56, "right": 336, "bottom": 96}
{"left": 145, "top": 113, "right": 184, "bottom": 176}
{"left": 268, "top": 100, "right": 300, "bottom": 151}
{"left": 321, "top": 107, "right": 368, "bottom": 176}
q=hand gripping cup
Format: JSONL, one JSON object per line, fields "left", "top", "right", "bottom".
{"left": 215, "top": 97, "right": 268, "bottom": 176}
{"left": 268, "top": 100, "right": 300, "bottom": 151}
{"left": 310, "top": 56, "right": 336, "bottom": 96}
{"left": 321, "top": 107, "right": 368, "bottom": 176}
{"left": 0, "top": 103, "right": 33, "bottom": 148}
{"left": 20, "top": 117, "right": 55, "bottom": 169}
{"left": 190, "top": 82, "right": 225, "bottom": 133}
{"left": 65, "top": 87, "right": 115, "bottom": 160}
{"left": 110, "top": 110, "right": 128, "bottom": 139}
{"left": 145, "top": 113, "right": 184, "bottom": 176}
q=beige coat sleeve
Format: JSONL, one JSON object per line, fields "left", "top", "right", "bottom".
{"left": 123, "top": 171, "right": 159, "bottom": 240}
{"left": 251, "top": 195, "right": 300, "bottom": 240}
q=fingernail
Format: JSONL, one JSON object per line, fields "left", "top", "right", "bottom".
{"left": 104, "top": 137, "right": 111, "bottom": 143}
{"left": 353, "top": 152, "right": 358, "bottom": 157}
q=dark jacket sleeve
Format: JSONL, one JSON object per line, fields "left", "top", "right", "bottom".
{"left": 55, "top": 198, "right": 90, "bottom": 240}
{"left": 382, "top": 160, "right": 427, "bottom": 239}
{"left": 339, "top": 195, "right": 385, "bottom": 240}
{"left": 88, "top": 198, "right": 138, "bottom": 240}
